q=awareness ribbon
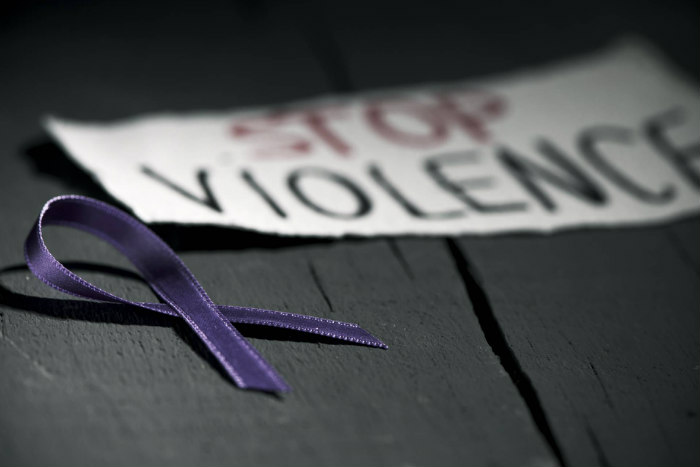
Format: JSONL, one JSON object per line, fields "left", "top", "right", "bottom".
{"left": 25, "top": 195, "right": 386, "bottom": 392}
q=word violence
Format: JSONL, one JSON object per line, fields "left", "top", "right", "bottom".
{"left": 142, "top": 108, "right": 699, "bottom": 220}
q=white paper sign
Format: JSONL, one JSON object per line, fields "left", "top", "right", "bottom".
{"left": 47, "top": 40, "right": 700, "bottom": 237}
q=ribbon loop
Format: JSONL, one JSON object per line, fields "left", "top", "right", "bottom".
{"left": 25, "top": 195, "right": 386, "bottom": 392}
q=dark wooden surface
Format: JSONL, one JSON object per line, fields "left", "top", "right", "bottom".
{"left": 0, "top": 1, "right": 698, "bottom": 466}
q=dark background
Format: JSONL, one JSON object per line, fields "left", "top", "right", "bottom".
{"left": 0, "top": 1, "right": 698, "bottom": 466}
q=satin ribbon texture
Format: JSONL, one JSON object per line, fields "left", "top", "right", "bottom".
{"left": 25, "top": 195, "right": 386, "bottom": 392}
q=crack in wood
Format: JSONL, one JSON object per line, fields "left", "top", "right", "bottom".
{"left": 665, "top": 230, "right": 699, "bottom": 276}
{"left": 589, "top": 362, "right": 615, "bottom": 410}
{"left": 386, "top": 240, "right": 415, "bottom": 280}
{"left": 445, "top": 238, "right": 569, "bottom": 467}
{"left": 308, "top": 261, "right": 335, "bottom": 313}
{"left": 585, "top": 422, "right": 612, "bottom": 467}
{"left": 295, "top": 0, "right": 354, "bottom": 93}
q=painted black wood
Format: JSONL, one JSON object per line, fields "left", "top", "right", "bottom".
{"left": 0, "top": 1, "right": 697, "bottom": 466}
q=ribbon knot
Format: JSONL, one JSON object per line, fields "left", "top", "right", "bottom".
{"left": 25, "top": 195, "right": 386, "bottom": 392}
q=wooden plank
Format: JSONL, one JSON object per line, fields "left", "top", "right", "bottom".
{"left": 456, "top": 225, "right": 699, "bottom": 467}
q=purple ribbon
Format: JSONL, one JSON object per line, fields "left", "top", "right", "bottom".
{"left": 25, "top": 195, "right": 386, "bottom": 392}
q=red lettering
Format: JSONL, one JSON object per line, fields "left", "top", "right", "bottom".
{"left": 230, "top": 106, "right": 352, "bottom": 159}
{"left": 300, "top": 109, "right": 352, "bottom": 156}
{"left": 230, "top": 114, "right": 311, "bottom": 159}
{"left": 230, "top": 89, "right": 507, "bottom": 157}
{"left": 436, "top": 90, "right": 506, "bottom": 143}
{"left": 365, "top": 89, "right": 507, "bottom": 148}
{"left": 365, "top": 99, "right": 449, "bottom": 148}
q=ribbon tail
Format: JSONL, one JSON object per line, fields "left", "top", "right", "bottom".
{"left": 136, "top": 302, "right": 387, "bottom": 349}
{"left": 218, "top": 306, "right": 388, "bottom": 349}
{"left": 137, "top": 301, "right": 387, "bottom": 350}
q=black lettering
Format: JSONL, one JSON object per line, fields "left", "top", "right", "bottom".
{"left": 425, "top": 151, "right": 526, "bottom": 213}
{"left": 579, "top": 126, "right": 674, "bottom": 203}
{"left": 241, "top": 169, "right": 287, "bottom": 218}
{"left": 368, "top": 164, "right": 464, "bottom": 219}
{"left": 287, "top": 167, "right": 372, "bottom": 219}
{"left": 645, "top": 108, "right": 700, "bottom": 191}
{"left": 141, "top": 165, "right": 222, "bottom": 213}
{"left": 498, "top": 140, "right": 607, "bottom": 211}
